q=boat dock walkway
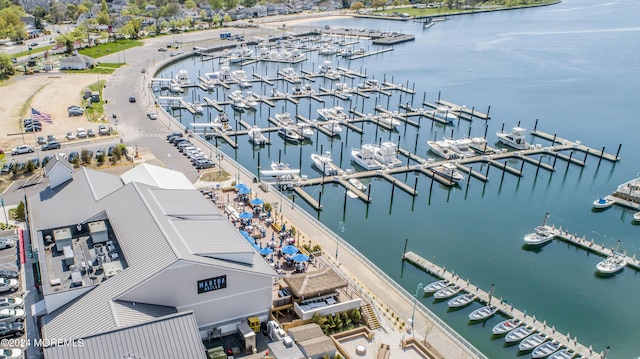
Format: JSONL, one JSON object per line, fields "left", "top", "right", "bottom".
{"left": 349, "top": 47, "right": 394, "bottom": 60}
{"left": 434, "top": 99, "right": 491, "bottom": 120}
{"left": 543, "top": 225, "right": 640, "bottom": 271}
{"left": 531, "top": 130, "right": 621, "bottom": 162}
{"left": 402, "top": 251, "right": 602, "bottom": 359}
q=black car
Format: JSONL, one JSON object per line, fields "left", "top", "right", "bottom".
{"left": 166, "top": 132, "right": 183, "bottom": 141}
{"left": 128, "top": 96, "right": 136, "bottom": 103}
{"left": 0, "top": 322, "right": 25, "bottom": 339}
{"left": 41, "top": 141, "right": 61, "bottom": 151}
{"left": 68, "top": 151, "right": 79, "bottom": 163}
{"left": 0, "top": 269, "right": 18, "bottom": 279}
{"left": 107, "top": 145, "right": 116, "bottom": 156}
{"left": 41, "top": 155, "right": 52, "bottom": 166}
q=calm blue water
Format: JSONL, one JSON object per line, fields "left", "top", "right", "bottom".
{"left": 157, "top": 1, "right": 640, "bottom": 357}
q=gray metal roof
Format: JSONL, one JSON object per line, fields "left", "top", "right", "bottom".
{"left": 32, "top": 166, "right": 275, "bottom": 341}
{"left": 121, "top": 163, "right": 194, "bottom": 190}
{"left": 43, "top": 154, "right": 74, "bottom": 176}
{"left": 43, "top": 311, "right": 206, "bottom": 359}
{"left": 112, "top": 300, "right": 177, "bottom": 328}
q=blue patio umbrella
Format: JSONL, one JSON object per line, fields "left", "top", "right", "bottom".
{"left": 292, "top": 253, "right": 309, "bottom": 262}
{"left": 235, "top": 183, "right": 248, "bottom": 190}
{"left": 281, "top": 245, "right": 299, "bottom": 255}
{"left": 250, "top": 198, "right": 264, "bottom": 206}
{"left": 239, "top": 212, "right": 254, "bottom": 219}
{"left": 259, "top": 247, "right": 274, "bottom": 256}
{"left": 238, "top": 187, "right": 251, "bottom": 195}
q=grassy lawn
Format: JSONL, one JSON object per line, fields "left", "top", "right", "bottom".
{"left": 373, "top": 0, "right": 558, "bottom": 16}
{"left": 84, "top": 80, "right": 107, "bottom": 121}
{"left": 78, "top": 39, "right": 143, "bottom": 59}
{"left": 12, "top": 45, "right": 54, "bottom": 58}
{"left": 65, "top": 63, "right": 124, "bottom": 75}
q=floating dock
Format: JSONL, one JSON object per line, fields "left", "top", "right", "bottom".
{"left": 403, "top": 251, "right": 602, "bottom": 359}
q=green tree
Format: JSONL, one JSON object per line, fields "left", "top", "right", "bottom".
{"left": 81, "top": 148, "right": 92, "bottom": 164}
{"left": 100, "top": 0, "right": 108, "bottom": 13}
{"left": 350, "top": 1, "right": 364, "bottom": 10}
{"left": 25, "top": 160, "right": 35, "bottom": 173}
{"left": 241, "top": 0, "right": 257, "bottom": 7}
{"left": 96, "top": 11, "right": 110, "bottom": 25}
{"left": 66, "top": 4, "right": 78, "bottom": 21}
{"left": 222, "top": 13, "right": 232, "bottom": 24}
{"left": 212, "top": 13, "right": 221, "bottom": 26}
{"left": 15, "top": 201, "right": 26, "bottom": 222}
{"left": 184, "top": 0, "right": 197, "bottom": 9}
{"left": 121, "top": 17, "right": 143, "bottom": 38}
{"left": 50, "top": 1, "right": 66, "bottom": 23}
{"left": 209, "top": 0, "right": 223, "bottom": 9}
{"left": 97, "top": 153, "right": 106, "bottom": 164}
{"left": 0, "top": 5, "right": 27, "bottom": 41}
{"left": 0, "top": 54, "right": 15, "bottom": 79}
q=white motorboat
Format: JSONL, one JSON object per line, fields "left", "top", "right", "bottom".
{"left": 596, "top": 250, "right": 626, "bottom": 275}
{"left": 433, "top": 285, "right": 462, "bottom": 300}
{"left": 430, "top": 163, "right": 465, "bottom": 183}
{"left": 433, "top": 105, "right": 459, "bottom": 122}
{"left": 491, "top": 318, "right": 522, "bottom": 336}
{"left": 203, "top": 72, "right": 220, "bottom": 88}
{"left": 169, "top": 84, "right": 184, "bottom": 93}
{"left": 292, "top": 83, "right": 315, "bottom": 96}
{"left": 469, "top": 137, "right": 490, "bottom": 153}
{"left": 524, "top": 226, "right": 555, "bottom": 246}
{"left": 449, "top": 138, "right": 476, "bottom": 158}
{"left": 374, "top": 142, "right": 402, "bottom": 168}
{"left": 505, "top": 325, "right": 534, "bottom": 343}
{"left": 334, "top": 82, "right": 353, "bottom": 100}
{"left": 319, "top": 46, "right": 338, "bottom": 56}
{"left": 634, "top": 212, "right": 640, "bottom": 222}
{"left": 532, "top": 340, "right": 562, "bottom": 358}
{"left": 519, "top": 333, "right": 548, "bottom": 352}
{"left": 351, "top": 144, "right": 385, "bottom": 170}
{"left": 321, "top": 120, "right": 343, "bottom": 136}
{"left": 318, "top": 106, "right": 348, "bottom": 122}
{"left": 278, "top": 126, "right": 302, "bottom": 142}
{"left": 311, "top": 152, "right": 340, "bottom": 176}
{"left": 496, "top": 127, "right": 530, "bottom": 150}
{"left": 174, "top": 69, "right": 190, "bottom": 85}
{"left": 275, "top": 112, "right": 294, "bottom": 125}
{"left": 280, "top": 67, "right": 301, "bottom": 83}
{"left": 192, "top": 104, "right": 204, "bottom": 115}
{"left": 593, "top": 197, "right": 614, "bottom": 209}
{"left": 468, "top": 305, "right": 498, "bottom": 321}
{"left": 423, "top": 279, "right": 450, "bottom": 294}
{"left": 447, "top": 293, "right": 476, "bottom": 308}
{"left": 230, "top": 98, "right": 246, "bottom": 112}
{"left": 376, "top": 113, "right": 402, "bottom": 128}
{"left": 248, "top": 127, "right": 268, "bottom": 146}
{"left": 348, "top": 178, "right": 367, "bottom": 192}
{"left": 548, "top": 348, "right": 576, "bottom": 359}
{"left": 428, "top": 140, "right": 462, "bottom": 160}
{"left": 357, "top": 79, "right": 380, "bottom": 90}
{"left": 294, "top": 123, "right": 314, "bottom": 139}
{"left": 232, "top": 70, "right": 249, "bottom": 83}
{"left": 213, "top": 112, "right": 229, "bottom": 129}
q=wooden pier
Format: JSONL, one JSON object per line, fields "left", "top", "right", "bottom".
{"left": 434, "top": 99, "right": 491, "bottom": 120}
{"left": 349, "top": 48, "right": 394, "bottom": 60}
{"left": 403, "top": 251, "right": 602, "bottom": 359}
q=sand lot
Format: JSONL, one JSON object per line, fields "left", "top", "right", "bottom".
{"left": 0, "top": 73, "right": 107, "bottom": 152}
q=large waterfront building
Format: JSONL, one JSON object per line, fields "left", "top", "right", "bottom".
{"left": 29, "top": 157, "right": 277, "bottom": 358}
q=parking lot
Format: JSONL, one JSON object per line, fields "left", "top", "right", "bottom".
{"left": 0, "top": 230, "right": 25, "bottom": 350}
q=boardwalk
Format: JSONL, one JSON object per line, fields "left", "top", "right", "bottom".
{"left": 403, "top": 251, "right": 603, "bottom": 359}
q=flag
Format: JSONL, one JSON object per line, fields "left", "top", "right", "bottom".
{"left": 31, "top": 107, "right": 52, "bottom": 123}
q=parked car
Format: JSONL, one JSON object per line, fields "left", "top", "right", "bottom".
{"left": 87, "top": 128, "right": 95, "bottom": 137}
{"left": 41, "top": 141, "right": 61, "bottom": 151}
{"left": 36, "top": 136, "right": 46, "bottom": 145}
{"left": 0, "top": 308, "right": 25, "bottom": 323}
{"left": 0, "top": 322, "right": 24, "bottom": 339}
{"left": 147, "top": 112, "right": 157, "bottom": 120}
{"left": 23, "top": 118, "right": 40, "bottom": 126}
{"left": 0, "top": 298, "right": 23, "bottom": 311}
{"left": 28, "top": 157, "right": 39, "bottom": 168}
{"left": 68, "top": 108, "right": 84, "bottom": 116}
{"left": 128, "top": 96, "right": 136, "bottom": 103}
{"left": 0, "top": 279, "right": 18, "bottom": 293}
{"left": 66, "top": 132, "right": 76, "bottom": 140}
{"left": 95, "top": 148, "right": 105, "bottom": 158}
{"left": 41, "top": 155, "right": 52, "bottom": 166}
{"left": 68, "top": 151, "right": 79, "bottom": 163}
{"left": 98, "top": 124, "right": 108, "bottom": 135}
{"left": 0, "top": 237, "right": 16, "bottom": 249}
{"left": 11, "top": 145, "right": 34, "bottom": 155}
{"left": 158, "top": 47, "right": 167, "bottom": 52}
{"left": 47, "top": 135, "right": 56, "bottom": 142}
{"left": 0, "top": 348, "right": 22, "bottom": 358}
{"left": 107, "top": 145, "right": 116, "bottom": 156}
{"left": 195, "top": 159, "right": 215, "bottom": 169}
{"left": 76, "top": 128, "right": 87, "bottom": 138}
{"left": 0, "top": 163, "right": 14, "bottom": 174}
{"left": 24, "top": 124, "right": 42, "bottom": 132}
{"left": 141, "top": 68, "right": 146, "bottom": 73}
{"left": 166, "top": 132, "right": 182, "bottom": 140}
{"left": 0, "top": 270, "right": 18, "bottom": 279}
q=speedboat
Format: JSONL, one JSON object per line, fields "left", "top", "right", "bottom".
{"left": 505, "top": 325, "right": 534, "bottom": 343}
{"left": 374, "top": 142, "right": 402, "bottom": 168}
{"left": 593, "top": 197, "right": 614, "bottom": 209}
{"left": 519, "top": 332, "right": 548, "bottom": 352}
{"left": 634, "top": 212, "right": 640, "bottom": 222}
{"left": 548, "top": 348, "right": 576, "bottom": 359}
{"left": 232, "top": 70, "right": 249, "bottom": 83}
{"left": 248, "top": 127, "right": 268, "bottom": 146}
{"left": 280, "top": 67, "right": 301, "bottom": 83}
{"left": 468, "top": 305, "right": 498, "bottom": 321}
{"left": 434, "top": 105, "right": 458, "bottom": 122}
{"left": 469, "top": 137, "right": 489, "bottom": 153}
{"left": 428, "top": 140, "right": 462, "bottom": 160}
{"left": 430, "top": 163, "right": 465, "bottom": 183}
{"left": 174, "top": 69, "right": 190, "bottom": 85}
{"left": 318, "top": 106, "right": 348, "bottom": 122}
{"left": 447, "top": 293, "right": 476, "bottom": 308}
{"left": 334, "top": 82, "right": 353, "bottom": 100}
{"left": 596, "top": 251, "right": 626, "bottom": 275}
{"left": 376, "top": 113, "right": 402, "bottom": 128}
{"left": 351, "top": 144, "right": 385, "bottom": 170}
{"left": 230, "top": 98, "right": 246, "bottom": 112}
{"left": 423, "top": 279, "right": 450, "bottom": 294}
{"left": 275, "top": 112, "right": 294, "bottom": 125}
{"left": 433, "top": 285, "right": 462, "bottom": 300}
{"left": 449, "top": 138, "right": 476, "bottom": 158}
{"left": 496, "top": 127, "right": 530, "bottom": 150}
{"left": 492, "top": 318, "right": 522, "bottom": 336}
{"left": 524, "top": 226, "right": 555, "bottom": 246}
{"left": 278, "top": 126, "right": 302, "bottom": 142}
{"left": 357, "top": 79, "right": 380, "bottom": 90}
{"left": 311, "top": 152, "right": 340, "bottom": 176}
{"left": 213, "top": 112, "right": 229, "bottom": 129}
{"left": 294, "top": 123, "right": 314, "bottom": 139}
{"left": 321, "top": 120, "right": 343, "bottom": 136}
{"left": 348, "top": 178, "right": 367, "bottom": 192}
{"left": 532, "top": 340, "right": 562, "bottom": 358}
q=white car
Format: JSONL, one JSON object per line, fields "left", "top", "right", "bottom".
{"left": 76, "top": 128, "right": 87, "bottom": 138}
{"left": 11, "top": 145, "right": 34, "bottom": 155}
{"left": 0, "top": 348, "right": 22, "bottom": 358}
{"left": 0, "top": 237, "right": 16, "bottom": 250}
{"left": 66, "top": 132, "right": 76, "bottom": 140}
{"left": 0, "top": 297, "right": 23, "bottom": 310}
{"left": 0, "top": 279, "right": 18, "bottom": 293}
{"left": 0, "top": 308, "right": 24, "bottom": 323}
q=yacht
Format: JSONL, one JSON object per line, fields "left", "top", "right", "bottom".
{"left": 447, "top": 293, "right": 476, "bottom": 308}
{"left": 278, "top": 126, "right": 302, "bottom": 142}
{"left": 491, "top": 318, "right": 522, "bottom": 336}
{"left": 275, "top": 112, "right": 294, "bottom": 125}
{"left": 248, "top": 127, "right": 268, "bottom": 146}
{"left": 321, "top": 120, "right": 343, "bottom": 136}
{"left": 596, "top": 250, "right": 626, "bottom": 275}
{"left": 319, "top": 46, "right": 338, "bottom": 56}
{"left": 351, "top": 144, "right": 385, "bottom": 170}
{"left": 468, "top": 305, "right": 498, "bottom": 321}
{"left": 634, "top": 212, "right": 640, "bottom": 222}
{"left": 169, "top": 84, "right": 184, "bottom": 93}
{"left": 294, "top": 123, "right": 314, "bottom": 139}
{"left": 292, "top": 83, "right": 315, "bottom": 96}
{"left": 280, "top": 67, "right": 301, "bottom": 83}
{"left": 375, "top": 113, "right": 401, "bottom": 129}
{"left": 374, "top": 142, "right": 402, "bottom": 168}
{"left": 203, "top": 72, "right": 220, "bottom": 88}
{"left": 174, "top": 69, "right": 190, "bottom": 86}
{"left": 213, "top": 112, "right": 229, "bottom": 129}
{"left": 430, "top": 163, "right": 465, "bottom": 183}
{"left": 496, "top": 127, "right": 530, "bottom": 150}
{"left": 230, "top": 97, "right": 247, "bottom": 112}
{"left": 428, "top": 140, "right": 462, "bottom": 160}
{"left": 334, "top": 83, "right": 353, "bottom": 100}
{"left": 469, "top": 137, "right": 489, "bottom": 153}
{"left": 192, "top": 104, "right": 204, "bottom": 115}
{"left": 449, "top": 138, "right": 476, "bottom": 158}
{"left": 433, "top": 105, "right": 458, "bottom": 122}
{"left": 311, "top": 152, "right": 340, "bottom": 176}
{"left": 357, "top": 79, "right": 381, "bottom": 90}
{"left": 232, "top": 70, "right": 249, "bottom": 83}
{"left": 317, "top": 106, "right": 348, "bottom": 122}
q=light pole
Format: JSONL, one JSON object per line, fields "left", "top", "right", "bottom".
{"left": 335, "top": 221, "right": 344, "bottom": 260}
{"left": 0, "top": 196, "right": 7, "bottom": 225}
{"left": 411, "top": 282, "right": 424, "bottom": 333}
